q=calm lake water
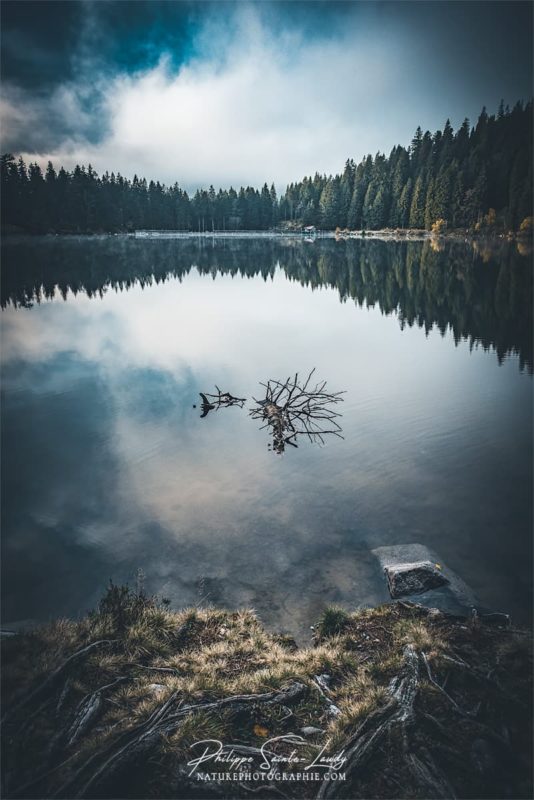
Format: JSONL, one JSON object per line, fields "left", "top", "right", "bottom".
{"left": 1, "top": 235, "right": 532, "bottom": 637}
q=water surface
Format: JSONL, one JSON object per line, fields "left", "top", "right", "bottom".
{"left": 1, "top": 236, "right": 532, "bottom": 637}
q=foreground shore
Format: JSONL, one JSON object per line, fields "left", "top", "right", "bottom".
{"left": 2, "top": 587, "right": 532, "bottom": 799}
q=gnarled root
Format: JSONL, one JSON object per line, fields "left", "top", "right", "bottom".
{"left": 317, "top": 644, "right": 421, "bottom": 799}
{"left": 2, "top": 640, "right": 116, "bottom": 726}
{"left": 55, "top": 681, "right": 307, "bottom": 798}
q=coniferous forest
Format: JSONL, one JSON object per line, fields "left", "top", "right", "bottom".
{"left": 1, "top": 101, "right": 532, "bottom": 234}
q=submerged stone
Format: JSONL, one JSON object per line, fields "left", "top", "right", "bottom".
{"left": 372, "top": 543, "right": 478, "bottom": 616}
{"left": 385, "top": 560, "right": 449, "bottom": 599}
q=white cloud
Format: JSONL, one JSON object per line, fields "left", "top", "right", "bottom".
{"left": 6, "top": 5, "right": 427, "bottom": 192}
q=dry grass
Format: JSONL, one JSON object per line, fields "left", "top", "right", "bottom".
{"left": 1, "top": 586, "right": 532, "bottom": 800}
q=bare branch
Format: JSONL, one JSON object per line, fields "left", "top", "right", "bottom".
{"left": 250, "top": 370, "right": 345, "bottom": 454}
{"left": 197, "top": 387, "right": 246, "bottom": 418}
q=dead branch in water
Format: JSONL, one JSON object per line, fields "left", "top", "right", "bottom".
{"left": 250, "top": 369, "right": 345, "bottom": 453}
{"left": 197, "top": 386, "right": 246, "bottom": 417}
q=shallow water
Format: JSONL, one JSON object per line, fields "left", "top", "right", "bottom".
{"left": 1, "top": 236, "right": 532, "bottom": 637}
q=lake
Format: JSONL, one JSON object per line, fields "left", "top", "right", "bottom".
{"left": 1, "top": 235, "right": 532, "bottom": 638}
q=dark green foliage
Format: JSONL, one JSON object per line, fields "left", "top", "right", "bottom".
{"left": 409, "top": 174, "right": 427, "bottom": 228}
{"left": 281, "top": 101, "right": 532, "bottom": 231}
{"left": 1, "top": 102, "right": 532, "bottom": 233}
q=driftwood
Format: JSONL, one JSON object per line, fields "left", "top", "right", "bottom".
{"left": 250, "top": 369, "right": 345, "bottom": 454}
{"left": 195, "top": 371, "right": 344, "bottom": 454}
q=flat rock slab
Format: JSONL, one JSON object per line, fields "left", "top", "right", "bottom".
{"left": 385, "top": 560, "right": 449, "bottom": 599}
{"left": 372, "top": 543, "right": 478, "bottom": 616}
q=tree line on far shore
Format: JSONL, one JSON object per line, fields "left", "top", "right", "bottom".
{"left": 1, "top": 101, "right": 532, "bottom": 234}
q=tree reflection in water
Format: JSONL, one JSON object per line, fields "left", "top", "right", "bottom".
{"left": 1, "top": 236, "right": 532, "bottom": 372}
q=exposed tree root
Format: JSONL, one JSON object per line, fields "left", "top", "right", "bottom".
{"left": 2, "top": 640, "right": 116, "bottom": 726}
{"left": 124, "top": 662, "right": 181, "bottom": 675}
{"left": 317, "top": 645, "right": 421, "bottom": 799}
{"left": 407, "top": 748, "right": 457, "bottom": 799}
{"left": 421, "top": 652, "right": 476, "bottom": 718}
{"left": 315, "top": 641, "right": 530, "bottom": 799}
{"left": 53, "top": 682, "right": 307, "bottom": 798}
{"left": 3, "top": 598, "right": 531, "bottom": 800}
{"left": 64, "top": 676, "right": 129, "bottom": 748}
{"left": 312, "top": 675, "right": 341, "bottom": 718}
{"left": 440, "top": 652, "right": 525, "bottom": 709}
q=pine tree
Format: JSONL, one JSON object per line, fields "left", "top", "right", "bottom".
{"left": 409, "top": 174, "right": 426, "bottom": 228}
{"left": 339, "top": 159, "right": 355, "bottom": 228}
{"left": 398, "top": 178, "right": 413, "bottom": 228}
{"left": 270, "top": 183, "right": 279, "bottom": 226}
{"left": 319, "top": 178, "right": 341, "bottom": 229}
{"left": 424, "top": 177, "right": 436, "bottom": 229}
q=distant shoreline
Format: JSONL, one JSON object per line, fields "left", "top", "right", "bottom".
{"left": 2, "top": 227, "right": 530, "bottom": 243}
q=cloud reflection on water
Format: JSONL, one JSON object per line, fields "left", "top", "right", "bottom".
{"left": 1, "top": 259, "right": 532, "bottom": 636}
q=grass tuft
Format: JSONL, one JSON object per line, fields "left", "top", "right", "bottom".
{"left": 316, "top": 605, "right": 351, "bottom": 638}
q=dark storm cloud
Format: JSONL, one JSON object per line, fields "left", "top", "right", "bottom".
{"left": 2, "top": 1, "right": 532, "bottom": 98}
{"left": 391, "top": 1, "right": 532, "bottom": 104}
{"left": 1, "top": 0, "right": 198, "bottom": 87}
{"left": 1, "top": 0, "right": 200, "bottom": 150}
{"left": 0, "top": 1, "right": 531, "bottom": 188}
{"left": 1, "top": 1, "right": 82, "bottom": 88}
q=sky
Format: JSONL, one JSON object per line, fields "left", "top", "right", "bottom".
{"left": 1, "top": 0, "right": 532, "bottom": 192}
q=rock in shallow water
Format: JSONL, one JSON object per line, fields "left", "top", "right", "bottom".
{"left": 372, "top": 543, "right": 478, "bottom": 616}
{"left": 385, "top": 560, "right": 449, "bottom": 599}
